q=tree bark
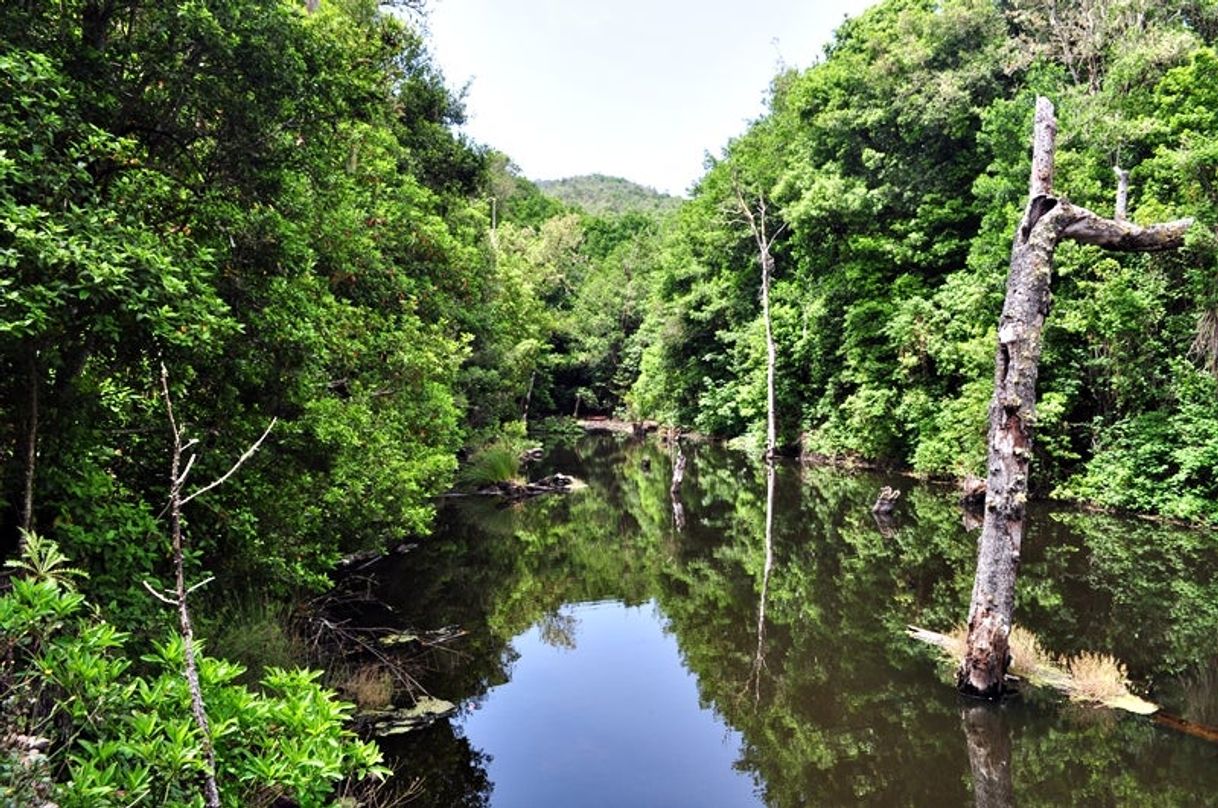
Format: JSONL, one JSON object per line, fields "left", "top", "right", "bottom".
{"left": 1113, "top": 165, "right": 1129, "bottom": 221}
{"left": 762, "top": 249, "right": 777, "bottom": 459}
{"left": 19, "top": 352, "right": 39, "bottom": 541}
{"left": 958, "top": 97, "right": 1192, "bottom": 698}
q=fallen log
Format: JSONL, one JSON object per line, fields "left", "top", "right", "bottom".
{"left": 908, "top": 625, "right": 1157, "bottom": 714}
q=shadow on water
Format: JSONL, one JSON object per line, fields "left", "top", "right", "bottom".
{"left": 371, "top": 433, "right": 1218, "bottom": 807}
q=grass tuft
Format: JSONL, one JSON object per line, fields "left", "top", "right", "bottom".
{"left": 1008, "top": 625, "right": 1053, "bottom": 679}
{"left": 341, "top": 664, "right": 394, "bottom": 711}
{"left": 1065, "top": 652, "right": 1131, "bottom": 704}
{"left": 205, "top": 597, "right": 304, "bottom": 685}
{"left": 945, "top": 623, "right": 968, "bottom": 663}
{"left": 459, "top": 439, "right": 525, "bottom": 488}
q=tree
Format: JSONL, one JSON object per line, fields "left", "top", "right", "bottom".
{"left": 957, "top": 96, "right": 1192, "bottom": 698}
{"left": 142, "top": 366, "right": 275, "bottom": 807}
{"left": 733, "top": 182, "right": 785, "bottom": 460}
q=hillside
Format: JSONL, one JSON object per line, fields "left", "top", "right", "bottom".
{"left": 538, "top": 174, "right": 683, "bottom": 216}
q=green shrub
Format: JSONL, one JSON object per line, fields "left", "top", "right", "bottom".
{"left": 1056, "top": 360, "right": 1218, "bottom": 522}
{"left": 0, "top": 536, "right": 388, "bottom": 807}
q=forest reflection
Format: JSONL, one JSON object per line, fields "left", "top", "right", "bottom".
{"left": 373, "top": 434, "right": 1218, "bottom": 807}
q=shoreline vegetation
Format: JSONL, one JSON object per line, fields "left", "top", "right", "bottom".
{"left": 569, "top": 418, "right": 1218, "bottom": 530}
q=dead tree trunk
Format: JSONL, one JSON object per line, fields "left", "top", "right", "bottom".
{"left": 521, "top": 369, "right": 536, "bottom": 426}
{"left": 733, "top": 184, "right": 785, "bottom": 460}
{"left": 19, "top": 352, "right": 39, "bottom": 540}
{"left": 148, "top": 366, "right": 275, "bottom": 806}
{"left": 1113, "top": 165, "right": 1129, "bottom": 221}
{"left": 958, "top": 97, "right": 1192, "bottom": 698}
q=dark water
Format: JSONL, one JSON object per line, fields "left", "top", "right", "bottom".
{"left": 372, "top": 434, "right": 1218, "bottom": 807}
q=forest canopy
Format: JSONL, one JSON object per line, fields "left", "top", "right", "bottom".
{"left": 3, "top": 0, "right": 1218, "bottom": 616}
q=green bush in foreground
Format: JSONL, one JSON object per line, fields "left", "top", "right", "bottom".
{"left": 0, "top": 536, "right": 387, "bottom": 807}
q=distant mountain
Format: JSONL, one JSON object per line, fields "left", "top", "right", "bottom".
{"left": 537, "top": 174, "right": 683, "bottom": 216}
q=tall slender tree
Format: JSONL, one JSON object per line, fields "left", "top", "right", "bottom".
{"left": 733, "top": 182, "right": 786, "bottom": 460}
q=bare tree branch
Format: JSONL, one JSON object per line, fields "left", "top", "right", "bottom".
{"left": 181, "top": 417, "right": 277, "bottom": 506}
{"left": 185, "top": 576, "right": 215, "bottom": 597}
{"left": 1059, "top": 203, "right": 1192, "bottom": 250}
{"left": 142, "top": 580, "right": 179, "bottom": 606}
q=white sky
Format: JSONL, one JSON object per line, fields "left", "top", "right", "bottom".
{"left": 425, "top": 0, "right": 879, "bottom": 196}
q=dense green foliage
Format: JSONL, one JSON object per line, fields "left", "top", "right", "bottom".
{"left": 8, "top": 0, "right": 1216, "bottom": 609}
{"left": 536, "top": 174, "right": 683, "bottom": 216}
{"left": 0, "top": 0, "right": 549, "bottom": 610}
{"left": 0, "top": 536, "right": 385, "bottom": 806}
{"left": 594, "top": 0, "right": 1218, "bottom": 522}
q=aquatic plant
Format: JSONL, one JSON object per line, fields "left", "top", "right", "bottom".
{"left": 342, "top": 664, "right": 395, "bottom": 711}
{"left": 1008, "top": 625, "right": 1054, "bottom": 680}
{"left": 459, "top": 439, "right": 527, "bottom": 488}
{"left": 1067, "top": 652, "right": 1132, "bottom": 705}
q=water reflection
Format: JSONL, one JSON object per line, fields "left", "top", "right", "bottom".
{"left": 373, "top": 434, "right": 1218, "bottom": 806}
{"left": 458, "top": 601, "right": 762, "bottom": 808}
{"left": 961, "top": 704, "right": 1014, "bottom": 808}
{"left": 747, "top": 462, "right": 776, "bottom": 706}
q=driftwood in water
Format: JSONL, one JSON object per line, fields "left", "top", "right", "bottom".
{"left": 578, "top": 417, "right": 658, "bottom": 436}
{"left": 477, "top": 474, "right": 578, "bottom": 500}
{"left": 959, "top": 97, "right": 1192, "bottom": 699}
{"left": 871, "top": 486, "right": 901, "bottom": 516}
{"left": 872, "top": 513, "right": 898, "bottom": 539}
{"left": 1153, "top": 712, "right": 1218, "bottom": 744}
{"left": 357, "top": 697, "right": 457, "bottom": 737}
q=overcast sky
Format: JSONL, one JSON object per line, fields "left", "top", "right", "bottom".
{"left": 425, "top": 0, "right": 878, "bottom": 196}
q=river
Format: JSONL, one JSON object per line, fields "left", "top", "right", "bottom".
{"left": 367, "top": 432, "right": 1218, "bottom": 806}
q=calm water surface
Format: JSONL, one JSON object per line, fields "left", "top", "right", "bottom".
{"left": 372, "top": 434, "right": 1218, "bottom": 807}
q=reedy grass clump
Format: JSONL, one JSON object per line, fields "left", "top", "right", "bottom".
{"left": 1067, "top": 652, "right": 1132, "bottom": 704}
{"left": 459, "top": 438, "right": 526, "bottom": 488}
{"left": 1008, "top": 625, "right": 1054, "bottom": 679}
{"left": 341, "top": 664, "right": 395, "bottom": 710}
